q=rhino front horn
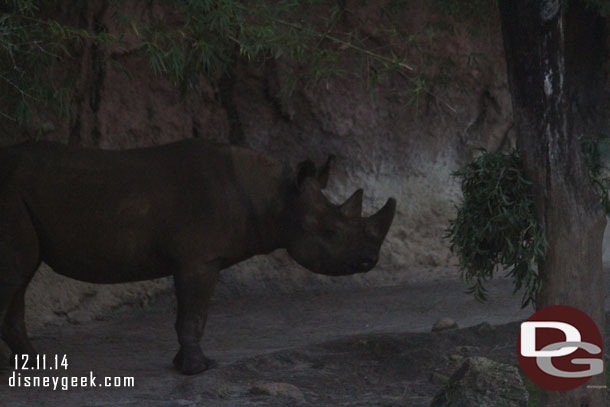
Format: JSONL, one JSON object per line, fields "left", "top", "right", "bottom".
{"left": 366, "top": 198, "right": 397, "bottom": 240}
{"left": 339, "top": 189, "right": 364, "bottom": 217}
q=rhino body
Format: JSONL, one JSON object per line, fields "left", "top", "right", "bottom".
{"left": 0, "top": 138, "right": 396, "bottom": 374}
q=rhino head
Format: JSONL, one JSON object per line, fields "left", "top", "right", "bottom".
{"left": 284, "top": 156, "right": 396, "bottom": 276}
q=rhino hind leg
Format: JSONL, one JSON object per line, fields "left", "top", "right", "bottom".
{"left": 0, "top": 186, "right": 40, "bottom": 362}
{"left": 2, "top": 280, "right": 37, "bottom": 356}
{"left": 172, "top": 263, "right": 219, "bottom": 375}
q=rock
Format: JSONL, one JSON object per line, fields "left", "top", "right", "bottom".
{"left": 432, "top": 317, "right": 458, "bottom": 332}
{"left": 448, "top": 354, "right": 463, "bottom": 362}
{"left": 475, "top": 322, "right": 493, "bottom": 335}
{"left": 66, "top": 309, "right": 94, "bottom": 324}
{"left": 249, "top": 382, "right": 305, "bottom": 401}
{"left": 457, "top": 345, "right": 479, "bottom": 354}
{"left": 429, "top": 371, "right": 450, "bottom": 384}
{"left": 217, "top": 384, "right": 235, "bottom": 400}
{"left": 430, "top": 357, "right": 528, "bottom": 407}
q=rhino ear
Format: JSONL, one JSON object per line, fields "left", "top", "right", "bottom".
{"left": 316, "top": 154, "right": 335, "bottom": 189}
{"left": 339, "top": 189, "right": 363, "bottom": 217}
{"left": 296, "top": 159, "right": 317, "bottom": 190}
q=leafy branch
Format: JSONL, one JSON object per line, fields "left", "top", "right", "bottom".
{"left": 1, "top": 0, "right": 471, "bottom": 127}
{"left": 120, "top": 0, "right": 417, "bottom": 95}
{"left": 0, "top": 1, "right": 116, "bottom": 123}
{"left": 447, "top": 136, "right": 610, "bottom": 307}
{"left": 446, "top": 150, "right": 545, "bottom": 308}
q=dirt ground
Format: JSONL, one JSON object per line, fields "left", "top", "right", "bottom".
{"left": 0, "top": 276, "right": 606, "bottom": 407}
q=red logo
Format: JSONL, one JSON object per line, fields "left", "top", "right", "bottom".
{"left": 517, "top": 305, "right": 603, "bottom": 391}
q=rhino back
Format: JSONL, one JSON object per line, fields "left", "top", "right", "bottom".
{"left": 4, "top": 139, "right": 280, "bottom": 283}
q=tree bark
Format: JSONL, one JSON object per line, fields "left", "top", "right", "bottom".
{"left": 498, "top": 1, "right": 608, "bottom": 406}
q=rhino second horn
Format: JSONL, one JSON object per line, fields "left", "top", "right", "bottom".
{"left": 366, "top": 198, "right": 397, "bottom": 239}
{"left": 339, "top": 189, "right": 364, "bottom": 217}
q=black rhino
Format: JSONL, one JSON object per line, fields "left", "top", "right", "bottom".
{"left": 0, "top": 139, "right": 396, "bottom": 374}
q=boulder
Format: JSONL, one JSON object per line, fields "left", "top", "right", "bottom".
{"left": 432, "top": 317, "right": 458, "bottom": 332}
{"left": 430, "top": 356, "right": 528, "bottom": 407}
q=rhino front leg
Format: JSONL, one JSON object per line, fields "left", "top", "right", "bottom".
{"left": 172, "top": 262, "right": 219, "bottom": 375}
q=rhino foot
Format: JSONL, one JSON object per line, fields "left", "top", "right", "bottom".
{"left": 173, "top": 347, "right": 217, "bottom": 375}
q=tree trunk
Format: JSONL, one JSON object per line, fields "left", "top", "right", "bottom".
{"left": 498, "top": 1, "right": 608, "bottom": 406}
